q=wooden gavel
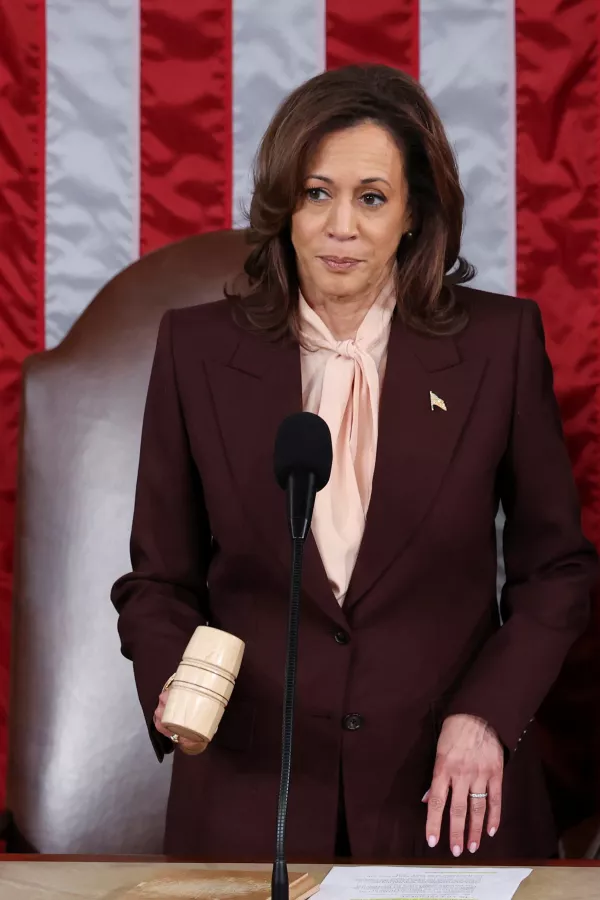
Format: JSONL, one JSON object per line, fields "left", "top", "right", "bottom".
{"left": 162, "top": 626, "right": 245, "bottom": 746}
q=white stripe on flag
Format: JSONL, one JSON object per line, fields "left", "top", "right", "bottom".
{"left": 232, "top": 0, "right": 326, "bottom": 228}
{"left": 45, "top": 0, "right": 141, "bottom": 349}
{"left": 419, "top": 0, "right": 517, "bottom": 298}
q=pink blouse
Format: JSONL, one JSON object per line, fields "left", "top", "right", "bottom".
{"left": 298, "top": 280, "right": 397, "bottom": 604}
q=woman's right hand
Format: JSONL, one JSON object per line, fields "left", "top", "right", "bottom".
{"left": 153, "top": 689, "right": 208, "bottom": 755}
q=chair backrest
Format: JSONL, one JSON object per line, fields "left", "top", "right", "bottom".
{"left": 8, "top": 229, "right": 250, "bottom": 853}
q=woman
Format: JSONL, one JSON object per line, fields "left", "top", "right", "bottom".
{"left": 111, "top": 64, "right": 597, "bottom": 861}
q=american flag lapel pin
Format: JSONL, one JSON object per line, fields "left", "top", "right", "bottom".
{"left": 430, "top": 391, "right": 447, "bottom": 412}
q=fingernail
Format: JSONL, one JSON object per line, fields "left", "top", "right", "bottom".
{"left": 421, "top": 792, "right": 429, "bottom": 803}
{"left": 428, "top": 835, "right": 437, "bottom": 848}
{"left": 452, "top": 845, "right": 461, "bottom": 857}
{"left": 469, "top": 842, "right": 477, "bottom": 854}
{"left": 489, "top": 827, "right": 496, "bottom": 837}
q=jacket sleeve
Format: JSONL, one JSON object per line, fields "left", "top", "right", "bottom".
{"left": 446, "top": 300, "right": 598, "bottom": 756}
{"left": 111, "top": 310, "right": 211, "bottom": 761}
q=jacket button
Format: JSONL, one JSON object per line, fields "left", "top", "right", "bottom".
{"left": 334, "top": 630, "right": 350, "bottom": 645}
{"left": 343, "top": 714, "right": 363, "bottom": 731}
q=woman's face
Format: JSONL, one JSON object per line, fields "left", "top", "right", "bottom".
{"left": 291, "top": 121, "right": 411, "bottom": 304}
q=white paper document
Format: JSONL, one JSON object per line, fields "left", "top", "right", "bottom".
{"left": 317, "top": 865, "right": 532, "bottom": 900}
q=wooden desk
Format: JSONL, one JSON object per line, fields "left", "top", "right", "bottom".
{"left": 0, "top": 857, "right": 599, "bottom": 900}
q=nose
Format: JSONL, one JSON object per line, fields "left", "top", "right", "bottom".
{"left": 325, "top": 197, "right": 357, "bottom": 241}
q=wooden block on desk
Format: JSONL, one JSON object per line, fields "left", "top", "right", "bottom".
{"left": 118, "top": 869, "right": 320, "bottom": 900}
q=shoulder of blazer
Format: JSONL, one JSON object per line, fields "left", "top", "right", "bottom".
{"left": 452, "top": 284, "right": 541, "bottom": 351}
{"left": 454, "top": 283, "right": 539, "bottom": 323}
{"left": 167, "top": 297, "right": 277, "bottom": 366}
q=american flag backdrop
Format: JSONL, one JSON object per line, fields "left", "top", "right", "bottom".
{"left": 0, "top": 1, "right": 599, "bottom": 818}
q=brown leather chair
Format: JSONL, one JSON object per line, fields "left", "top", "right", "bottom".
{"left": 7, "top": 229, "right": 249, "bottom": 853}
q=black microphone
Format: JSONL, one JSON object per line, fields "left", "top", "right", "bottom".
{"left": 271, "top": 412, "right": 332, "bottom": 900}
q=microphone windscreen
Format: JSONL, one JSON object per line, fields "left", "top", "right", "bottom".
{"left": 273, "top": 412, "right": 333, "bottom": 492}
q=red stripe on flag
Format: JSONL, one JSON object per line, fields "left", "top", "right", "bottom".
{"left": 326, "top": 0, "right": 419, "bottom": 80}
{"left": 139, "top": 0, "right": 233, "bottom": 256}
{"left": 516, "top": 1, "right": 600, "bottom": 826}
{"left": 0, "top": 0, "right": 46, "bottom": 808}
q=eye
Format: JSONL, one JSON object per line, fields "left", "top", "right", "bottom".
{"left": 361, "top": 192, "right": 386, "bottom": 208}
{"left": 305, "top": 187, "right": 329, "bottom": 202}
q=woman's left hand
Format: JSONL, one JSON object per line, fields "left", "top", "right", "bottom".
{"left": 423, "top": 713, "right": 504, "bottom": 856}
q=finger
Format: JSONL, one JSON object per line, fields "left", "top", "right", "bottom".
{"left": 154, "top": 691, "right": 173, "bottom": 734}
{"left": 180, "top": 744, "right": 207, "bottom": 756}
{"left": 449, "top": 778, "right": 470, "bottom": 857}
{"left": 152, "top": 708, "right": 176, "bottom": 739}
{"left": 155, "top": 719, "right": 176, "bottom": 739}
{"left": 486, "top": 772, "right": 503, "bottom": 837}
{"left": 466, "top": 786, "right": 488, "bottom": 853}
{"left": 179, "top": 737, "right": 208, "bottom": 756}
{"left": 425, "top": 773, "right": 450, "bottom": 848}
{"left": 157, "top": 690, "right": 170, "bottom": 711}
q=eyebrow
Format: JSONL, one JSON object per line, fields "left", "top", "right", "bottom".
{"left": 307, "top": 174, "right": 392, "bottom": 188}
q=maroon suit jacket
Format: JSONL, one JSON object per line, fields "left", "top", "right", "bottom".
{"left": 111, "top": 284, "right": 597, "bottom": 860}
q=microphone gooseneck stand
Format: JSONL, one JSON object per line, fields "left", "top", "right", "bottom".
{"left": 272, "top": 536, "right": 304, "bottom": 900}
{"left": 271, "top": 471, "right": 316, "bottom": 900}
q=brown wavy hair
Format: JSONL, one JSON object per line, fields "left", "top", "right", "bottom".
{"left": 229, "top": 64, "right": 474, "bottom": 339}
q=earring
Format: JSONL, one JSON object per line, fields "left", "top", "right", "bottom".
{"left": 406, "top": 231, "right": 414, "bottom": 238}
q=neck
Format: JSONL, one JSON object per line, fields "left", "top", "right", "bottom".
{"left": 301, "top": 272, "right": 393, "bottom": 341}
{"left": 309, "top": 295, "right": 371, "bottom": 341}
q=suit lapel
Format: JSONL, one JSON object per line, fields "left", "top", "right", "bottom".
{"left": 204, "top": 329, "right": 347, "bottom": 627}
{"left": 344, "top": 315, "right": 488, "bottom": 611}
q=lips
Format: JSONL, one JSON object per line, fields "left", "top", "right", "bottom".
{"left": 319, "top": 256, "right": 362, "bottom": 270}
